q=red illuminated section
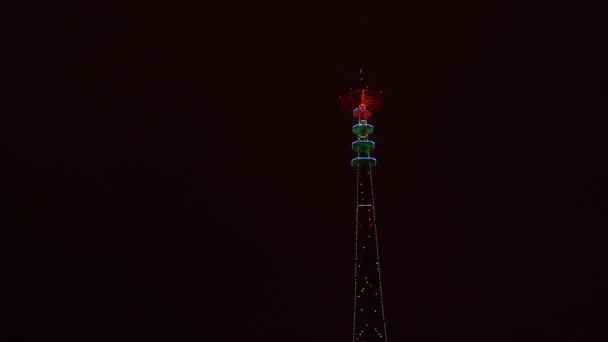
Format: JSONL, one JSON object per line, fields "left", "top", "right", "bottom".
{"left": 353, "top": 107, "right": 372, "bottom": 120}
{"left": 340, "top": 89, "right": 385, "bottom": 112}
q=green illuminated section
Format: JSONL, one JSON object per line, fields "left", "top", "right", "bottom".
{"left": 351, "top": 120, "right": 376, "bottom": 168}
{"left": 352, "top": 124, "right": 374, "bottom": 136}
{"left": 352, "top": 141, "right": 375, "bottom": 153}
{"left": 351, "top": 157, "right": 377, "bottom": 168}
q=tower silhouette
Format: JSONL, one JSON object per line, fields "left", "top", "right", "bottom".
{"left": 340, "top": 78, "right": 388, "bottom": 342}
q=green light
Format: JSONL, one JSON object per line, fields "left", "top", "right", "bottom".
{"left": 351, "top": 157, "right": 377, "bottom": 168}
{"left": 352, "top": 141, "right": 375, "bottom": 153}
{"left": 352, "top": 124, "right": 374, "bottom": 136}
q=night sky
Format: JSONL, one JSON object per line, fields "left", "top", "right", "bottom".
{"left": 3, "top": 1, "right": 606, "bottom": 341}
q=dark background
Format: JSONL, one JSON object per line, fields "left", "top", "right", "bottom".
{"left": 3, "top": 0, "right": 606, "bottom": 341}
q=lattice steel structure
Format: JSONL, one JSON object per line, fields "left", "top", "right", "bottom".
{"left": 340, "top": 87, "right": 388, "bottom": 342}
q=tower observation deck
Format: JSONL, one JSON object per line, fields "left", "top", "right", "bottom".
{"left": 340, "top": 87, "right": 388, "bottom": 342}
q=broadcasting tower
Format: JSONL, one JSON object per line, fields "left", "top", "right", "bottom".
{"left": 340, "top": 71, "right": 388, "bottom": 342}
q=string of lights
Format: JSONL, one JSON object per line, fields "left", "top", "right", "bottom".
{"left": 353, "top": 167, "right": 361, "bottom": 342}
{"left": 370, "top": 166, "right": 388, "bottom": 341}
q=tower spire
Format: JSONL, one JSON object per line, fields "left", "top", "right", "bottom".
{"left": 360, "top": 68, "right": 364, "bottom": 89}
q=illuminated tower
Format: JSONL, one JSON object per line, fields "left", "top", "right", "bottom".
{"left": 340, "top": 84, "right": 388, "bottom": 342}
